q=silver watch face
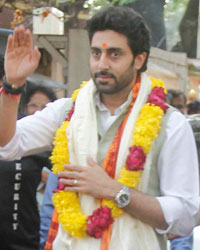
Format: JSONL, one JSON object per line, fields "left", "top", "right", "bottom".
{"left": 119, "top": 193, "right": 129, "bottom": 205}
{"left": 115, "top": 187, "right": 130, "bottom": 208}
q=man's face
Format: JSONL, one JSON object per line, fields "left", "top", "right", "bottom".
{"left": 171, "top": 95, "right": 186, "bottom": 114}
{"left": 25, "top": 91, "right": 50, "bottom": 115}
{"left": 90, "top": 30, "right": 137, "bottom": 95}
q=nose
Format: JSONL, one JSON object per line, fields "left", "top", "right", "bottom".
{"left": 98, "top": 53, "right": 110, "bottom": 70}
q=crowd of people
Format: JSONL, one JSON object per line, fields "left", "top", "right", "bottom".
{"left": 0, "top": 5, "right": 200, "bottom": 250}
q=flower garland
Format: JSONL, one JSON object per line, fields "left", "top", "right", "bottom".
{"left": 50, "top": 76, "right": 168, "bottom": 238}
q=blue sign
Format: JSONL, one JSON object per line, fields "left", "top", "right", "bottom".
{"left": 0, "top": 29, "right": 13, "bottom": 57}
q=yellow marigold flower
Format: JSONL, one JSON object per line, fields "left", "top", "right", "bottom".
{"left": 133, "top": 104, "right": 163, "bottom": 154}
{"left": 72, "top": 80, "right": 88, "bottom": 102}
{"left": 51, "top": 121, "right": 70, "bottom": 174}
{"left": 53, "top": 191, "right": 87, "bottom": 238}
{"left": 60, "top": 211, "right": 87, "bottom": 238}
{"left": 119, "top": 167, "right": 143, "bottom": 189}
{"left": 72, "top": 89, "right": 80, "bottom": 102}
{"left": 102, "top": 199, "right": 123, "bottom": 218}
{"left": 150, "top": 76, "right": 167, "bottom": 94}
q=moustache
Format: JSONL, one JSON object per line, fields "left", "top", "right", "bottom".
{"left": 94, "top": 71, "right": 116, "bottom": 79}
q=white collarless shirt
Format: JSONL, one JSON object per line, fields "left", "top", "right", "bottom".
{"left": 0, "top": 97, "right": 199, "bottom": 235}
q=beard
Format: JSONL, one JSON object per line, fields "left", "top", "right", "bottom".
{"left": 91, "top": 64, "right": 135, "bottom": 95}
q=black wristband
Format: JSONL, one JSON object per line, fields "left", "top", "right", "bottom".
{"left": 3, "top": 75, "right": 26, "bottom": 95}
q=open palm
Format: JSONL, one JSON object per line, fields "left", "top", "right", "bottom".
{"left": 4, "top": 25, "right": 41, "bottom": 86}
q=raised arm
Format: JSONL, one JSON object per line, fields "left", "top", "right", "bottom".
{"left": 0, "top": 25, "right": 40, "bottom": 146}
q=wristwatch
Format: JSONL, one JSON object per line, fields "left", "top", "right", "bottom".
{"left": 114, "top": 185, "right": 130, "bottom": 208}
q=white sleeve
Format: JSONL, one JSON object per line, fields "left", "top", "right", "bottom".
{"left": 156, "top": 111, "right": 200, "bottom": 236}
{"left": 0, "top": 98, "right": 70, "bottom": 160}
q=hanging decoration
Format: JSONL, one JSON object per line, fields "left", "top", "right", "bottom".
{"left": 11, "top": 9, "right": 24, "bottom": 27}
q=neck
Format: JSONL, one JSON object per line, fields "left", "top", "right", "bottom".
{"left": 101, "top": 77, "right": 137, "bottom": 115}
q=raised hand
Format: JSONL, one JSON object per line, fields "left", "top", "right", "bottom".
{"left": 4, "top": 25, "right": 41, "bottom": 87}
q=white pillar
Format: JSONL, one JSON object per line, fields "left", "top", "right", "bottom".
{"left": 68, "top": 29, "right": 90, "bottom": 96}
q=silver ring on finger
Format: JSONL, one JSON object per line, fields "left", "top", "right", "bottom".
{"left": 73, "top": 179, "right": 78, "bottom": 185}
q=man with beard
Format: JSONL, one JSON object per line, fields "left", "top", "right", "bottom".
{"left": 0, "top": 6, "right": 199, "bottom": 250}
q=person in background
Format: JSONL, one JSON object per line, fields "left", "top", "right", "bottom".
{"left": 19, "top": 83, "right": 57, "bottom": 209}
{"left": 187, "top": 100, "right": 200, "bottom": 115}
{"left": 0, "top": 6, "right": 199, "bottom": 250}
{"left": 166, "top": 89, "right": 187, "bottom": 114}
{"left": 0, "top": 80, "right": 56, "bottom": 250}
{"left": 39, "top": 172, "right": 58, "bottom": 250}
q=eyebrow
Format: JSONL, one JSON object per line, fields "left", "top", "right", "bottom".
{"left": 91, "top": 46, "right": 123, "bottom": 52}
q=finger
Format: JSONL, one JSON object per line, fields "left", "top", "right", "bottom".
{"left": 60, "top": 178, "right": 82, "bottom": 187}
{"left": 31, "top": 47, "right": 41, "bottom": 68}
{"left": 63, "top": 164, "right": 83, "bottom": 172}
{"left": 25, "top": 29, "right": 33, "bottom": 50}
{"left": 64, "top": 186, "right": 82, "bottom": 192}
{"left": 33, "top": 47, "right": 41, "bottom": 62}
{"left": 18, "top": 25, "right": 26, "bottom": 46}
{"left": 13, "top": 26, "right": 20, "bottom": 48}
{"left": 58, "top": 170, "right": 80, "bottom": 179}
{"left": 6, "top": 34, "right": 14, "bottom": 52}
{"left": 87, "top": 157, "right": 99, "bottom": 168}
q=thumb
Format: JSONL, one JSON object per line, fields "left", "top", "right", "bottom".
{"left": 32, "top": 47, "right": 41, "bottom": 65}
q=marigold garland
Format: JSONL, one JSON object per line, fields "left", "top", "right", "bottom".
{"left": 50, "top": 76, "right": 168, "bottom": 238}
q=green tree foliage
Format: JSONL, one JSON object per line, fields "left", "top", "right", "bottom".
{"left": 164, "top": 0, "right": 190, "bottom": 20}
{"left": 2, "top": 0, "right": 190, "bottom": 30}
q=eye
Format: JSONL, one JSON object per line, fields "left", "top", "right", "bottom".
{"left": 28, "top": 103, "right": 38, "bottom": 108}
{"left": 110, "top": 51, "right": 120, "bottom": 58}
{"left": 91, "top": 49, "right": 101, "bottom": 58}
{"left": 111, "top": 52, "right": 119, "bottom": 57}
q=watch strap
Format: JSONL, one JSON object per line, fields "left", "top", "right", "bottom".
{"left": 3, "top": 75, "right": 26, "bottom": 95}
{"left": 122, "top": 184, "right": 130, "bottom": 193}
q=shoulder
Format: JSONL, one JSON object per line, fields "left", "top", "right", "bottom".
{"left": 46, "top": 98, "right": 73, "bottom": 125}
{"left": 45, "top": 97, "right": 73, "bottom": 111}
{"left": 167, "top": 109, "right": 190, "bottom": 128}
{"left": 166, "top": 109, "right": 194, "bottom": 141}
{"left": 32, "top": 97, "right": 73, "bottom": 124}
{"left": 17, "top": 97, "right": 73, "bottom": 136}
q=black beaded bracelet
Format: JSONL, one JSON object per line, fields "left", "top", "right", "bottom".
{"left": 3, "top": 75, "right": 26, "bottom": 95}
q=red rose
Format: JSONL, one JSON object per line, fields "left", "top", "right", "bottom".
{"left": 53, "top": 181, "right": 65, "bottom": 193}
{"left": 53, "top": 177, "right": 72, "bottom": 193}
{"left": 147, "top": 87, "right": 168, "bottom": 112}
{"left": 151, "top": 87, "right": 166, "bottom": 99}
{"left": 126, "top": 146, "right": 146, "bottom": 171}
{"left": 87, "top": 207, "right": 113, "bottom": 238}
{"left": 66, "top": 106, "right": 74, "bottom": 121}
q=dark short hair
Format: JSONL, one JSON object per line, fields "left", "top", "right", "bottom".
{"left": 187, "top": 100, "right": 200, "bottom": 114}
{"left": 23, "top": 84, "right": 57, "bottom": 105}
{"left": 19, "top": 83, "right": 57, "bottom": 116}
{"left": 87, "top": 6, "right": 150, "bottom": 73}
{"left": 0, "top": 56, "right": 5, "bottom": 80}
{"left": 167, "top": 89, "right": 187, "bottom": 105}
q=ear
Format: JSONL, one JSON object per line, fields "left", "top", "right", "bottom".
{"left": 134, "top": 52, "right": 147, "bottom": 71}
